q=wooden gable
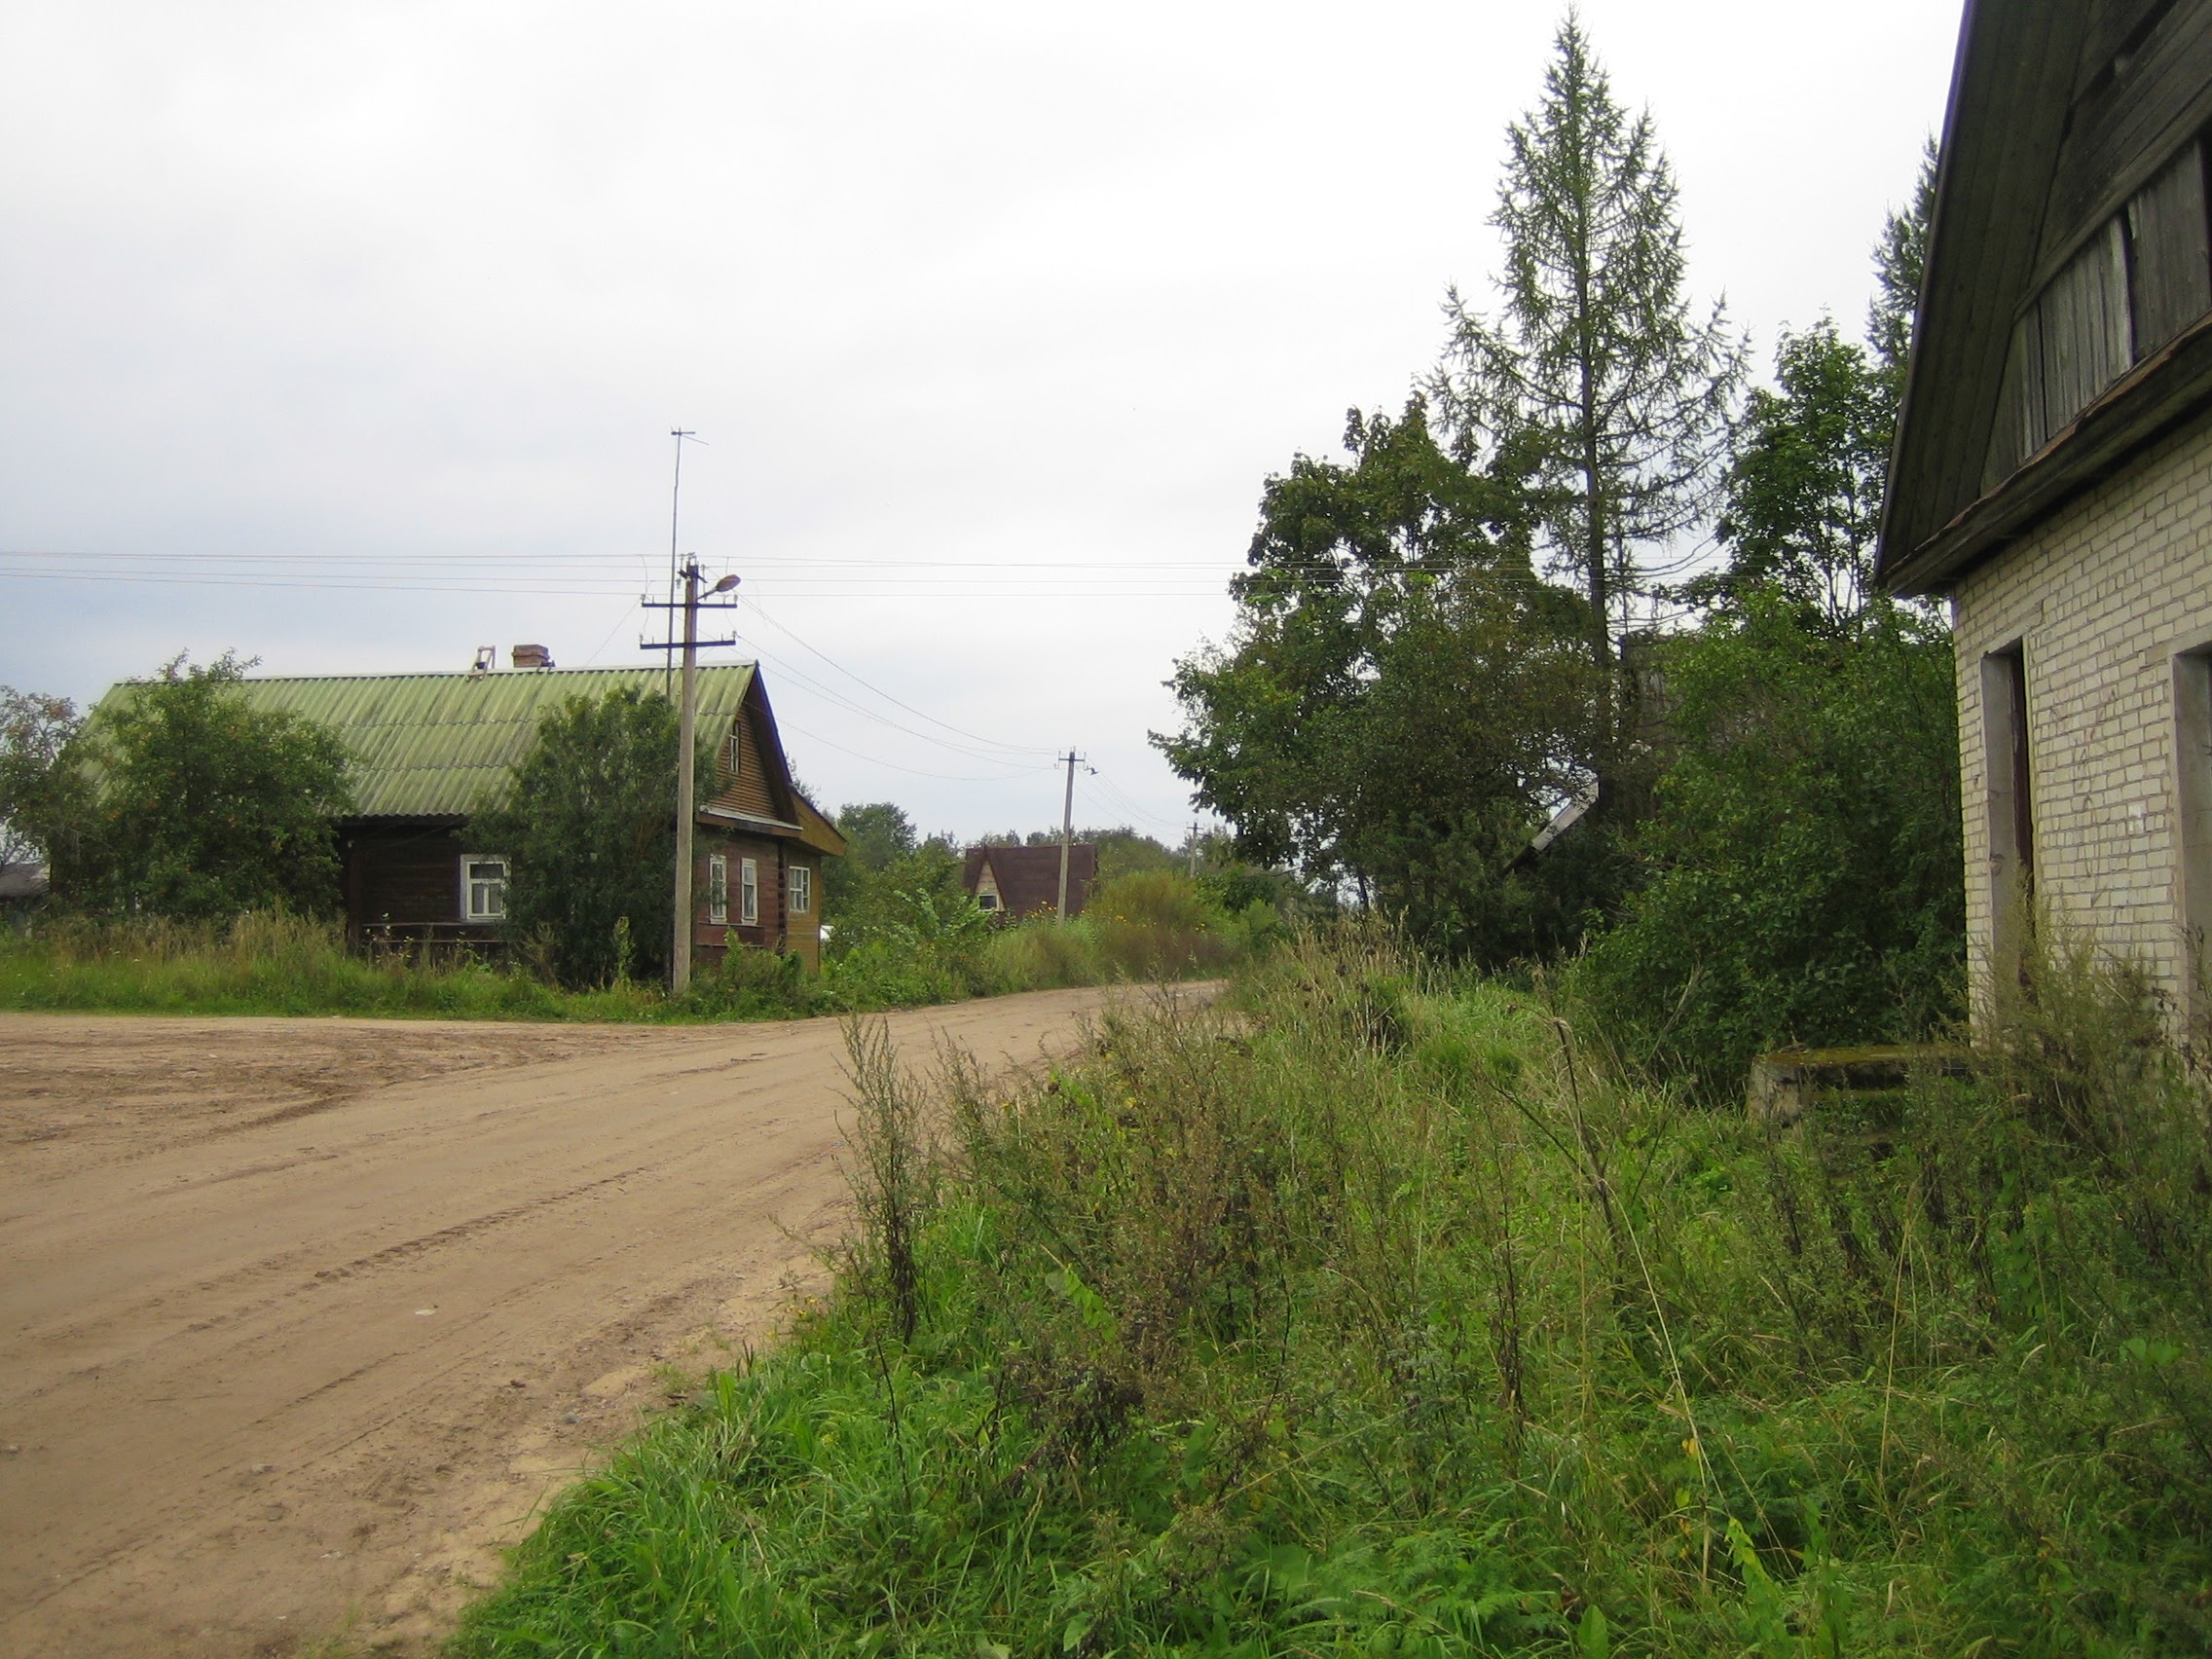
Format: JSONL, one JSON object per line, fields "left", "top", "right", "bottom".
{"left": 698, "top": 672, "right": 846, "bottom": 858}
{"left": 1881, "top": 0, "right": 2212, "bottom": 594}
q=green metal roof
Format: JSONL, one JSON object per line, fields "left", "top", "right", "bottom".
{"left": 92, "top": 666, "right": 757, "bottom": 820}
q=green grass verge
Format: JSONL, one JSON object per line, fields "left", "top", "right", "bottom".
{"left": 451, "top": 931, "right": 2212, "bottom": 1655}
{"left": 0, "top": 906, "right": 1253, "bottom": 1023}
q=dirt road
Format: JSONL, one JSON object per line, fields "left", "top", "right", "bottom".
{"left": 0, "top": 988, "right": 1137, "bottom": 1657}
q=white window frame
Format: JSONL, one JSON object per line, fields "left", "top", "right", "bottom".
{"left": 708, "top": 853, "right": 728, "bottom": 925}
{"left": 721, "top": 728, "right": 742, "bottom": 778}
{"left": 740, "top": 857, "right": 759, "bottom": 926}
{"left": 461, "top": 853, "right": 509, "bottom": 923}
{"left": 789, "top": 863, "right": 812, "bottom": 915}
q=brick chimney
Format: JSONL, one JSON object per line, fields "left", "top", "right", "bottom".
{"left": 511, "top": 644, "right": 554, "bottom": 670}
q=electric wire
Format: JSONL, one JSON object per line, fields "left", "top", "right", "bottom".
{"left": 730, "top": 633, "right": 1061, "bottom": 770}
{"left": 776, "top": 720, "right": 1048, "bottom": 784}
{"left": 746, "top": 602, "right": 1060, "bottom": 758}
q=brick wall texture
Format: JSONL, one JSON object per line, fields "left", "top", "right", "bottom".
{"left": 1952, "top": 411, "right": 2212, "bottom": 1016}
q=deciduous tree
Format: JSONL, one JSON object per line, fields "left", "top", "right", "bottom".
{"left": 0, "top": 686, "right": 81, "bottom": 869}
{"left": 49, "top": 653, "right": 353, "bottom": 918}
{"left": 1157, "top": 399, "right": 1605, "bottom": 958}
{"left": 475, "top": 686, "right": 712, "bottom": 988}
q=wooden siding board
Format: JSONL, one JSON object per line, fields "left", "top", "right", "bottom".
{"left": 1887, "top": 303, "right": 2212, "bottom": 593}
{"left": 2042, "top": 0, "right": 2212, "bottom": 271}
{"left": 2076, "top": 0, "right": 2181, "bottom": 97}
{"left": 2036, "top": 219, "right": 2132, "bottom": 433}
{"left": 705, "top": 703, "right": 785, "bottom": 821}
{"left": 2130, "top": 141, "right": 2212, "bottom": 349}
{"left": 345, "top": 825, "right": 468, "bottom": 928}
{"left": 1897, "top": 3, "right": 2092, "bottom": 557}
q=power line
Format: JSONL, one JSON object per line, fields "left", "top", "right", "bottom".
{"left": 778, "top": 719, "right": 1048, "bottom": 783}
{"left": 732, "top": 633, "right": 1062, "bottom": 770}
{"left": 1085, "top": 765, "right": 1191, "bottom": 837}
{"left": 747, "top": 603, "right": 1060, "bottom": 757}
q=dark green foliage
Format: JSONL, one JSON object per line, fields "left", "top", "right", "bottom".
{"left": 824, "top": 800, "right": 918, "bottom": 917}
{"left": 1575, "top": 151, "right": 1955, "bottom": 1092}
{"left": 1085, "top": 826, "right": 1179, "bottom": 885}
{"left": 1158, "top": 399, "right": 1610, "bottom": 962}
{"left": 475, "top": 685, "right": 711, "bottom": 989}
{"left": 824, "top": 832, "right": 973, "bottom": 958}
{"left": 1574, "top": 595, "right": 1965, "bottom": 1089}
{"left": 1869, "top": 135, "right": 1938, "bottom": 389}
{"left": 47, "top": 653, "right": 353, "bottom": 920}
{"left": 455, "top": 932, "right": 2212, "bottom": 1655}
{"left": 681, "top": 945, "right": 822, "bottom": 1019}
{"left": 1691, "top": 319, "right": 1894, "bottom": 626}
{"left": 0, "top": 684, "right": 80, "bottom": 868}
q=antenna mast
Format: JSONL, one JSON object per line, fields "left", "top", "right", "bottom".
{"left": 665, "top": 428, "right": 698, "bottom": 697}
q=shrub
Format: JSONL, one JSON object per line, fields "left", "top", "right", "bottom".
{"left": 1573, "top": 595, "right": 1964, "bottom": 1093}
{"left": 682, "top": 946, "right": 823, "bottom": 1019}
{"left": 1088, "top": 868, "right": 1235, "bottom": 980}
{"left": 977, "top": 917, "right": 1100, "bottom": 991}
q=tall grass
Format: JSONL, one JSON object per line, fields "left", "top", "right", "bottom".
{"left": 1, "top": 875, "right": 1274, "bottom": 1023}
{"left": 455, "top": 925, "right": 2212, "bottom": 1655}
{"left": 0, "top": 912, "right": 611, "bottom": 1018}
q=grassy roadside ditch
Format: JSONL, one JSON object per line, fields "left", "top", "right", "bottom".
{"left": 449, "top": 931, "right": 2212, "bottom": 1656}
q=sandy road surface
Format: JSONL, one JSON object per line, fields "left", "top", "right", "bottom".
{"left": 0, "top": 987, "right": 1138, "bottom": 1657}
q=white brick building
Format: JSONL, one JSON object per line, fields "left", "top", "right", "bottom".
{"left": 1881, "top": 0, "right": 2212, "bottom": 1024}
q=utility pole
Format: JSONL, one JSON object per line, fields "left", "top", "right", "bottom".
{"left": 1189, "top": 820, "right": 1200, "bottom": 878}
{"left": 1056, "top": 750, "right": 1088, "bottom": 921}
{"left": 643, "top": 558, "right": 739, "bottom": 993}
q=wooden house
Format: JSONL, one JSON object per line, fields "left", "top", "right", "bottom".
{"left": 1878, "top": 0, "right": 2212, "bottom": 1019}
{"left": 963, "top": 842, "right": 1096, "bottom": 920}
{"left": 91, "top": 663, "right": 844, "bottom": 970}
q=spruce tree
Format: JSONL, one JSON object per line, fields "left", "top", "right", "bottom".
{"left": 1868, "top": 135, "right": 1939, "bottom": 393}
{"left": 1435, "top": 17, "right": 1744, "bottom": 778}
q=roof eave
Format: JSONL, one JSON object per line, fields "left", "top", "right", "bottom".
{"left": 1883, "top": 304, "right": 2212, "bottom": 596}
{"left": 1876, "top": 0, "right": 2093, "bottom": 576}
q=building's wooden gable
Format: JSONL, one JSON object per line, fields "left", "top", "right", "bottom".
{"left": 705, "top": 683, "right": 796, "bottom": 825}
{"left": 1883, "top": 0, "right": 2212, "bottom": 592}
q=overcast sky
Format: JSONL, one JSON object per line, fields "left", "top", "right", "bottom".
{"left": 0, "top": 1, "right": 1961, "bottom": 843}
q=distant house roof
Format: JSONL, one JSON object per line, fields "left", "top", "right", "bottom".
{"left": 963, "top": 842, "right": 1098, "bottom": 919}
{"left": 87, "top": 665, "right": 761, "bottom": 821}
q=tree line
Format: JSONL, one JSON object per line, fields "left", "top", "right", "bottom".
{"left": 1157, "top": 18, "right": 1958, "bottom": 1085}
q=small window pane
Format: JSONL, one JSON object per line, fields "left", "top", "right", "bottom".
{"left": 740, "top": 858, "right": 759, "bottom": 926}
{"left": 708, "top": 854, "right": 728, "bottom": 925}
{"left": 462, "top": 855, "right": 508, "bottom": 922}
{"left": 790, "top": 865, "right": 812, "bottom": 914}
